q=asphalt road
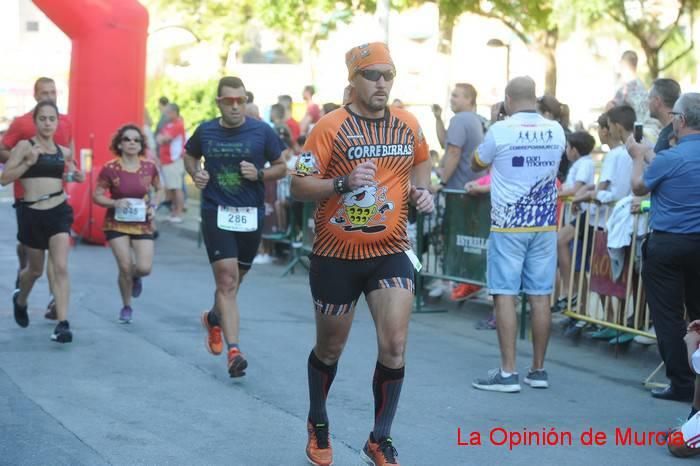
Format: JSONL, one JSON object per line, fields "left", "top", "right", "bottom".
{"left": 0, "top": 198, "right": 685, "bottom": 465}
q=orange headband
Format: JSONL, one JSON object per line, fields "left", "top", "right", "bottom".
{"left": 345, "top": 42, "right": 394, "bottom": 80}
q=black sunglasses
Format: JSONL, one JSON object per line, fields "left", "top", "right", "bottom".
{"left": 121, "top": 136, "right": 142, "bottom": 143}
{"left": 357, "top": 69, "right": 396, "bottom": 82}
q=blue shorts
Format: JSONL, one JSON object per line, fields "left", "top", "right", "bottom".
{"left": 487, "top": 231, "right": 557, "bottom": 296}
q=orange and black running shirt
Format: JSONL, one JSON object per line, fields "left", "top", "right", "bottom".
{"left": 294, "top": 106, "right": 429, "bottom": 260}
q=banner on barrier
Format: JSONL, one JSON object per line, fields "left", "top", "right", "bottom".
{"left": 443, "top": 192, "right": 490, "bottom": 285}
{"left": 589, "top": 232, "right": 628, "bottom": 299}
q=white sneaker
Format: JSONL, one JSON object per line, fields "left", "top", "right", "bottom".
{"left": 426, "top": 279, "right": 442, "bottom": 290}
{"left": 634, "top": 327, "right": 656, "bottom": 345}
{"left": 253, "top": 254, "right": 273, "bottom": 265}
{"left": 428, "top": 283, "right": 447, "bottom": 298}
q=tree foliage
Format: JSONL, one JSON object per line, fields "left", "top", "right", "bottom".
{"left": 143, "top": 0, "right": 697, "bottom": 96}
{"left": 565, "top": 0, "right": 698, "bottom": 78}
{"left": 146, "top": 76, "right": 219, "bottom": 132}
{"left": 145, "top": 0, "right": 255, "bottom": 67}
{"left": 255, "top": 0, "right": 422, "bottom": 46}
{"left": 452, "top": 0, "right": 560, "bottom": 94}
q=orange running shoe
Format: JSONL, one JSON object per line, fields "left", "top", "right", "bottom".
{"left": 450, "top": 283, "right": 481, "bottom": 301}
{"left": 227, "top": 347, "right": 248, "bottom": 377}
{"left": 306, "top": 421, "right": 333, "bottom": 466}
{"left": 360, "top": 435, "right": 399, "bottom": 465}
{"left": 201, "top": 311, "right": 223, "bottom": 355}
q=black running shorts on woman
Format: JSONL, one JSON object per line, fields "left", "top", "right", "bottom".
{"left": 17, "top": 201, "right": 73, "bottom": 250}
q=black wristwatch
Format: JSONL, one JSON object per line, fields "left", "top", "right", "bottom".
{"left": 257, "top": 169, "right": 265, "bottom": 182}
{"left": 333, "top": 175, "right": 351, "bottom": 194}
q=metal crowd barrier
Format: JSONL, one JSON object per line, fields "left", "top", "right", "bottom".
{"left": 556, "top": 199, "right": 653, "bottom": 339}
{"left": 413, "top": 190, "right": 488, "bottom": 310}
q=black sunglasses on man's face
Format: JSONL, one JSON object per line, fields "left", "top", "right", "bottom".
{"left": 357, "top": 69, "right": 396, "bottom": 82}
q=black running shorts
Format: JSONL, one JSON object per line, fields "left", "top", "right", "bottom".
{"left": 309, "top": 252, "right": 415, "bottom": 315}
{"left": 17, "top": 201, "right": 74, "bottom": 250}
{"left": 104, "top": 231, "right": 154, "bottom": 241}
{"left": 200, "top": 208, "right": 263, "bottom": 269}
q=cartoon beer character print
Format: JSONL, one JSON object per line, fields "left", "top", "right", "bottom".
{"left": 331, "top": 185, "right": 394, "bottom": 233}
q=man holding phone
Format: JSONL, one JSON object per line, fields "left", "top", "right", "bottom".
{"left": 184, "top": 76, "right": 287, "bottom": 378}
{"left": 627, "top": 93, "right": 700, "bottom": 405}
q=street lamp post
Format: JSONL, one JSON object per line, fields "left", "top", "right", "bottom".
{"left": 487, "top": 38, "right": 511, "bottom": 82}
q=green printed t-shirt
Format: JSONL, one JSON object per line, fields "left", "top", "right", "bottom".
{"left": 185, "top": 117, "right": 283, "bottom": 211}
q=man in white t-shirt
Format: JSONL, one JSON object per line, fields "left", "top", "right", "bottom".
{"left": 553, "top": 131, "right": 597, "bottom": 312}
{"left": 470, "top": 76, "right": 566, "bottom": 393}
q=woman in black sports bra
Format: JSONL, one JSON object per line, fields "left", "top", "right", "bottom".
{"left": 0, "top": 100, "right": 84, "bottom": 344}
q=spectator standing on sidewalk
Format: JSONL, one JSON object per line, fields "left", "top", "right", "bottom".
{"left": 648, "top": 78, "right": 681, "bottom": 152}
{"left": 627, "top": 92, "right": 700, "bottom": 404}
{"left": 438, "top": 83, "right": 485, "bottom": 190}
{"left": 538, "top": 95, "right": 572, "bottom": 183}
{"left": 154, "top": 96, "right": 169, "bottom": 154}
{"left": 299, "top": 85, "right": 321, "bottom": 136}
{"left": 278, "top": 95, "right": 301, "bottom": 143}
{"left": 157, "top": 104, "right": 186, "bottom": 223}
{"left": 471, "top": 76, "right": 565, "bottom": 393}
{"left": 608, "top": 51, "right": 648, "bottom": 121}
{"left": 244, "top": 91, "right": 261, "bottom": 120}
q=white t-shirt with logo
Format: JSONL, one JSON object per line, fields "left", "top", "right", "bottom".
{"left": 474, "top": 112, "right": 566, "bottom": 232}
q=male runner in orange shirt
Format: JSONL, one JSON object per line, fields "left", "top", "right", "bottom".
{"left": 291, "top": 42, "right": 434, "bottom": 466}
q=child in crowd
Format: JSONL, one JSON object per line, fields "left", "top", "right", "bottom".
{"left": 553, "top": 131, "right": 596, "bottom": 313}
{"left": 569, "top": 107, "right": 635, "bottom": 341}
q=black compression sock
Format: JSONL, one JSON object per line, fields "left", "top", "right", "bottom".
{"left": 307, "top": 350, "right": 337, "bottom": 426}
{"left": 372, "top": 361, "right": 404, "bottom": 441}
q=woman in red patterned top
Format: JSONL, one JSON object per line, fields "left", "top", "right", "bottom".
{"left": 93, "top": 124, "right": 161, "bottom": 323}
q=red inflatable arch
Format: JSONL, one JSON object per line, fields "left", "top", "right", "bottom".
{"left": 33, "top": 0, "right": 149, "bottom": 243}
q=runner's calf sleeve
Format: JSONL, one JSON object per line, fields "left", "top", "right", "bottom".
{"left": 308, "top": 350, "right": 338, "bottom": 425}
{"left": 372, "top": 361, "right": 404, "bottom": 441}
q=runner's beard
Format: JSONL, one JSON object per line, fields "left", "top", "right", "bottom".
{"left": 367, "top": 95, "right": 387, "bottom": 112}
